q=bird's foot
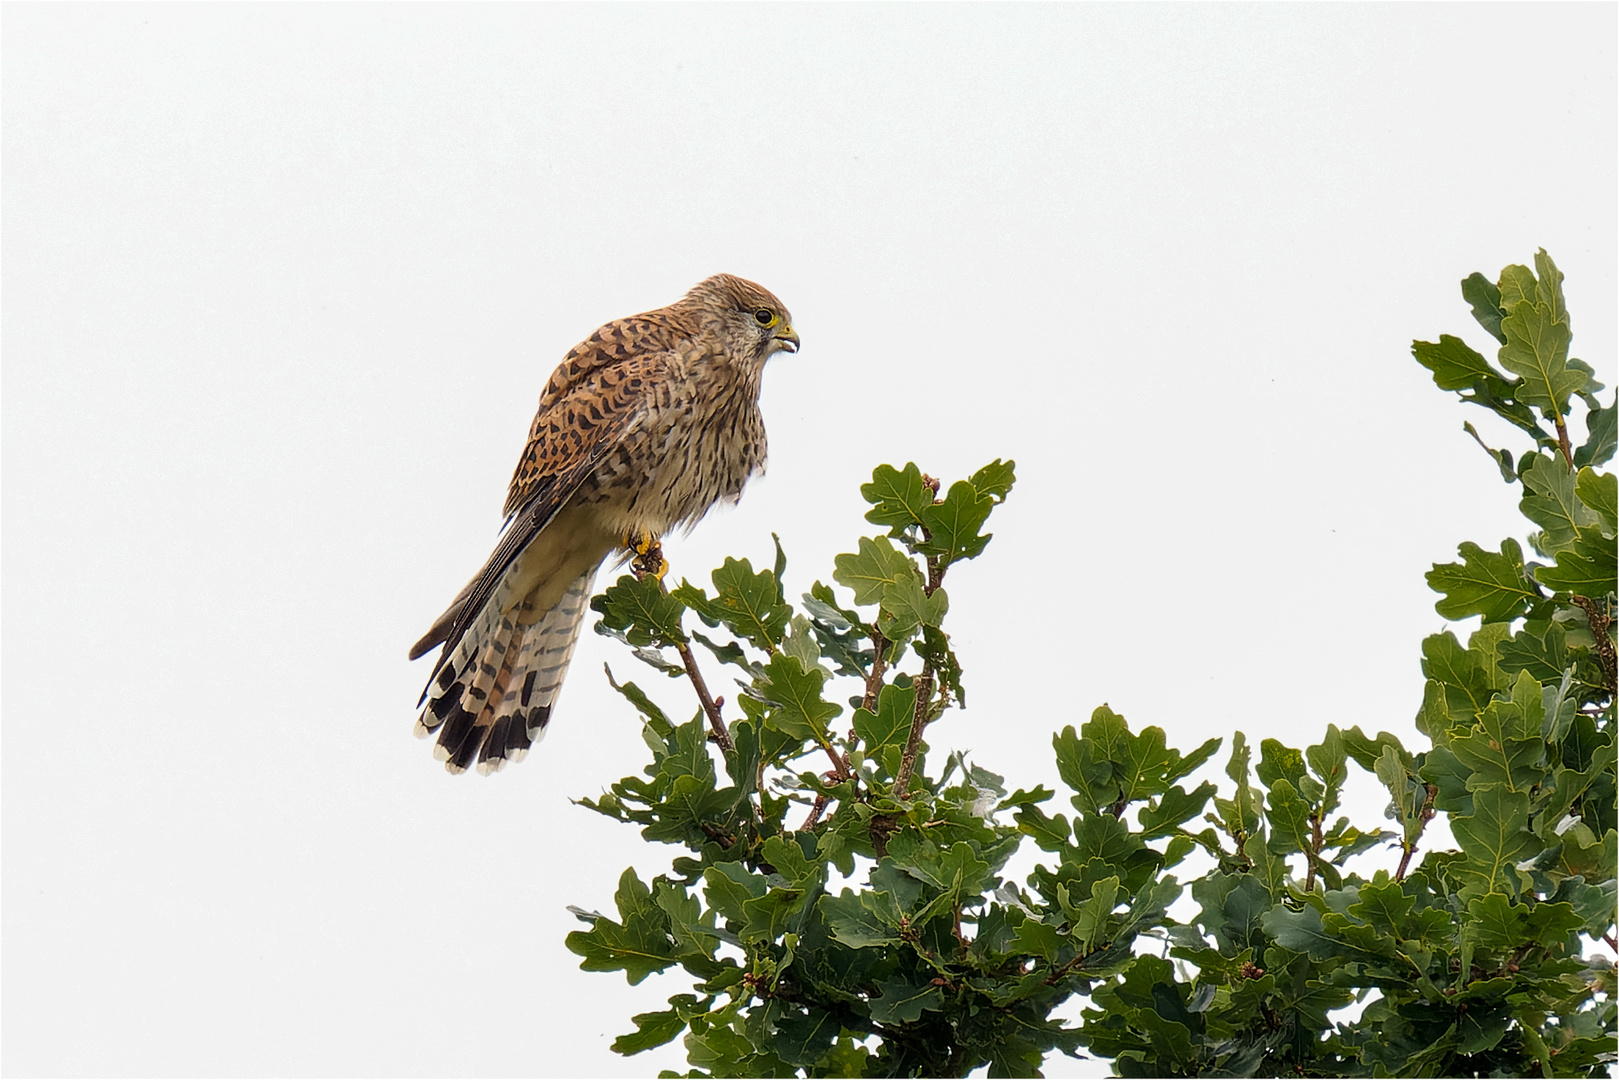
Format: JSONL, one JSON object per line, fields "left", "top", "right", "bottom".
{"left": 625, "top": 529, "right": 669, "bottom": 582}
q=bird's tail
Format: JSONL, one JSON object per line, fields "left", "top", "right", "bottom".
{"left": 414, "top": 568, "right": 596, "bottom": 774}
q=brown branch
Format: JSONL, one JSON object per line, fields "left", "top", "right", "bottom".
{"left": 1569, "top": 595, "right": 1616, "bottom": 695}
{"left": 1305, "top": 812, "right": 1323, "bottom": 892}
{"left": 1553, "top": 413, "right": 1574, "bottom": 470}
{"left": 891, "top": 668, "right": 936, "bottom": 800}
{"left": 630, "top": 540, "right": 734, "bottom": 754}
{"left": 798, "top": 793, "right": 829, "bottom": 831}
{"left": 1043, "top": 944, "right": 1108, "bottom": 986}
{"left": 674, "top": 639, "right": 733, "bottom": 753}
{"left": 860, "top": 627, "right": 889, "bottom": 712}
{"left": 1603, "top": 932, "right": 1616, "bottom": 953}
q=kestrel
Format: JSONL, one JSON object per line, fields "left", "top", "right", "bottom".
{"left": 410, "top": 274, "right": 798, "bottom": 774}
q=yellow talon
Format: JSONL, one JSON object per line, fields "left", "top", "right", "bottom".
{"left": 626, "top": 530, "right": 667, "bottom": 581}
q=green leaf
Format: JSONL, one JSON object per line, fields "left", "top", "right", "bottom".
{"left": 1012, "top": 916, "right": 1063, "bottom": 962}
{"left": 853, "top": 683, "right": 915, "bottom": 756}
{"left": 611, "top": 1004, "right": 691, "bottom": 1056}
{"left": 1264, "top": 777, "right": 1313, "bottom": 855}
{"left": 592, "top": 573, "right": 688, "bottom": 646}
{"left": 675, "top": 557, "right": 790, "bottom": 652}
{"left": 1425, "top": 538, "right": 1538, "bottom": 622}
{"left": 703, "top": 863, "right": 767, "bottom": 926}
{"left": 564, "top": 868, "right": 679, "bottom": 984}
{"left": 1574, "top": 397, "right": 1616, "bottom": 467}
{"left": 1467, "top": 893, "right": 1584, "bottom": 949}
{"left": 1261, "top": 901, "right": 1391, "bottom": 966}
{"left": 1306, "top": 725, "right": 1349, "bottom": 815}
{"left": 1532, "top": 248, "right": 1569, "bottom": 323}
{"left": 1419, "top": 631, "right": 1497, "bottom": 724}
{"left": 832, "top": 535, "right": 919, "bottom": 606}
{"left": 772, "top": 1008, "right": 840, "bottom": 1068}
{"left": 1463, "top": 376, "right": 1552, "bottom": 445}
{"left": 1520, "top": 453, "right": 1596, "bottom": 554}
{"left": 877, "top": 576, "right": 948, "bottom": 639}
{"left": 1347, "top": 878, "right": 1414, "bottom": 937}
{"left": 802, "top": 582, "right": 872, "bottom": 679}
{"left": 1497, "top": 621, "right": 1571, "bottom": 685}
{"left": 1057, "top": 706, "right": 1220, "bottom": 816}
{"left": 1069, "top": 875, "right": 1121, "bottom": 950}
{"left": 754, "top": 652, "right": 841, "bottom": 743}
{"left": 780, "top": 613, "right": 821, "bottom": 674}
{"left": 1455, "top": 1002, "right": 1512, "bottom": 1054}
{"left": 1451, "top": 786, "right": 1539, "bottom": 899}
{"left": 655, "top": 881, "right": 721, "bottom": 961}
{"left": 969, "top": 458, "right": 1017, "bottom": 501}
{"left": 1575, "top": 466, "right": 1617, "bottom": 534}
{"left": 1450, "top": 671, "right": 1550, "bottom": 794}
{"left": 861, "top": 462, "right": 935, "bottom": 532}
{"left": 1193, "top": 873, "right": 1269, "bottom": 952}
{"left": 1412, "top": 334, "right": 1499, "bottom": 390}
{"left": 817, "top": 889, "right": 900, "bottom": 948}
{"left": 1461, "top": 271, "right": 1506, "bottom": 344}
{"left": 869, "top": 975, "right": 944, "bottom": 1024}
{"left": 1015, "top": 802, "right": 1072, "bottom": 851}
{"left": 603, "top": 666, "right": 674, "bottom": 737}
{"left": 1138, "top": 782, "right": 1216, "bottom": 840}
{"left": 919, "top": 479, "right": 995, "bottom": 562}
{"left": 761, "top": 834, "right": 821, "bottom": 890}
{"left": 1463, "top": 422, "right": 1519, "bottom": 482}
{"left": 1533, "top": 527, "right": 1617, "bottom": 595}
{"left": 887, "top": 836, "right": 993, "bottom": 900}
{"left": 1499, "top": 298, "right": 1582, "bottom": 417}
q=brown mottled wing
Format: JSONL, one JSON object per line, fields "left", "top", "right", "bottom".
{"left": 503, "top": 312, "right": 689, "bottom": 519}
{"left": 417, "top": 326, "right": 677, "bottom": 700}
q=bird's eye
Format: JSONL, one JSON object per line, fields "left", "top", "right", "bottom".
{"left": 754, "top": 308, "right": 776, "bottom": 327}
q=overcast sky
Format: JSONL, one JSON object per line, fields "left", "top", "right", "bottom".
{"left": 4, "top": 4, "right": 1615, "bottom": 1077}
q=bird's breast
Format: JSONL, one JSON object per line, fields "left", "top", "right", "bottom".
{"left": 580, "top": 366, "right": 767, "bottom": 538}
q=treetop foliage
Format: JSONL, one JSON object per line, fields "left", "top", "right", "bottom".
{"left": 564, "top": 250, "right": 1615, "bottom": 1077}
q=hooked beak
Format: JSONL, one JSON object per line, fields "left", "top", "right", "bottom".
{"left": 774, "top": 325, "right": 800, "bottom": 354}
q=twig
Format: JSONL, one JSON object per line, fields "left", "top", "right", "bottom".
{"left": 891, "top": 668, "right": 936, "bottom": 800}
{"left": 798, "top": 793, "right": 829, "bottom": 831}
{"left": 1603, "top": 932, "right": 1616, "bottom": 953}
{"left": 1396, "top": 783, "right": 1439, "bottom": 882}
{"left": 1305, "top": 812, "right": 1323, "bottom": 892}
{"left": 630, "top": 538, "right": 734, "bottom": 754}
{"left": 674, "top": 639, "right": 733, "bottom": 753}
{"left": 1569, "top": 595, "right": 1616, "bottom": 695}
{"left": 1043, "top": 945, "right": 1104, "bottom": 987}
{"left": 860, "top": 627, "right": 889, "bottom": 712}
{"left": 1553, "top": 414, "right": 1574, "bottom": 470}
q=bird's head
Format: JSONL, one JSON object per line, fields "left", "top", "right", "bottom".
{"left": 689, "top": 273, "right": 799, "bottom": 362}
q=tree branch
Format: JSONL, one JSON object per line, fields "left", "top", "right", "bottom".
{"left": 1569, "top": 594, "right": 1616, "bottom": 695}
{"left": 798, "top": 792, "right": 829, "bottom": 831}
{"left": 860, "top": 627, "right": 889, "bottom": 712}
{"left": 1396, "top": 783, "right": 1438, "bottom": 882}
{"left": 674, "top": 639, "right": 733, "bottom": 753}
{"left": 1553, "top": 413, "right": 1574, "bottom": 470}
{"left": 891, "top": 667, "right": 935, "bottom": 800}
{"left": 630, "top": 538, "right": 735, "bottom": 754}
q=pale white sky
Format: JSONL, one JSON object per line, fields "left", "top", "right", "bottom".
{"left": 3, "top": 4, "right": 1614, "bottom": 1077}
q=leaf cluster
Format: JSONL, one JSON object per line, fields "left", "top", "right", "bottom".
{"left": 563, "top": 253, "right": 1615, "bottom": 1077}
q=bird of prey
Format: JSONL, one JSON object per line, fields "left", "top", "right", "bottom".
{"left": 410, "top": 274, "right": 798, "bottom": 775}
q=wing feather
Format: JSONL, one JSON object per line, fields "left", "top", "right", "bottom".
{"left": 416, "top": 348, "right": 672, "bottom": 703}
